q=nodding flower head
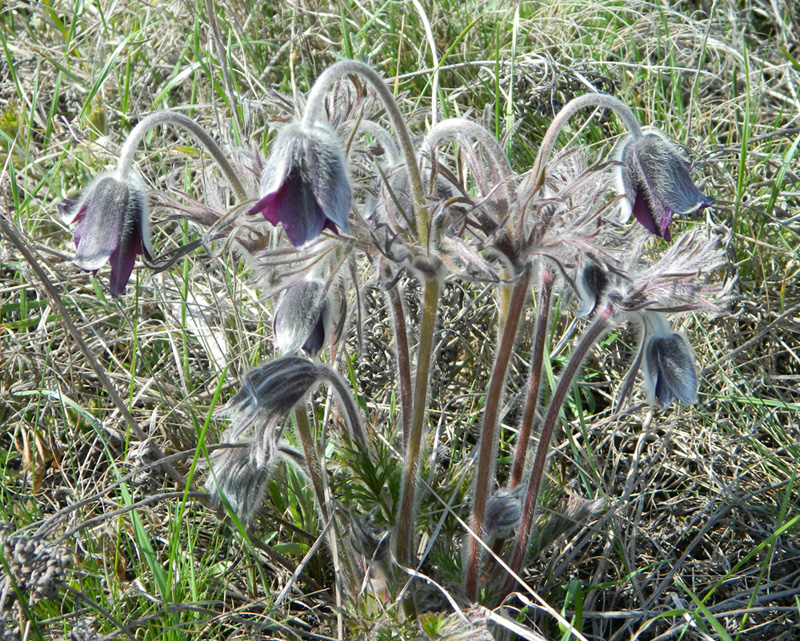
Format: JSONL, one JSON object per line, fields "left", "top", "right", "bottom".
{"left": 247, "top": 123, "right": 351, "bottom": 247}
{"left": 274, "top": 277, "right": 332, "bottom": 357}
{"left": 575, "top": 261, "right": 610, "bottom": 318}
{"left": 59, "top": 170, "right": 153, "bottom": 297}
{"left": 206, "top": 357, "right": 325, "bottom": 523}
{"left": 617, "top": 132, "right": 714, "bottom": 242}
{"left": 643, "top": 314, "right": 698, "bottom": 409}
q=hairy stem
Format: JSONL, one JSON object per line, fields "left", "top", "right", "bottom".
{"left": 509, "top": 268, "right": 555, "bottom": 490}
{"left": 502, "top": 307, "right": 613, "bottom": 597}
{"left": 294, "top": 408, "right": 357, "bottom": 593}
{"left": 528, "top": 93, "right": 643, "bottom": 193}
{"left": 301, "top": 60, "right": 428, "bottom": 243}
{"left": 117, "top": 111, "right": 247, "bottom": 201}
{"left": 395, "top": 276, "right": 440, "bottom": 568}
{"left": 424, "top": 118, "right": 516, "bottom": 204}
{"left": 323, "top": 367, "right": 369, "bottom": 452}
{"left": 465, "top": 271, "right": 530, "bottom": 600}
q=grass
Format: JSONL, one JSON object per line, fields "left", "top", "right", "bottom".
{"left": 1, "top": 0, "right": 799, "bottom": 639}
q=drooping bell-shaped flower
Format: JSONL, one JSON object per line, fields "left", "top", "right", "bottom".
{"left": 643, "top": 316, "right": 698, "bottom": 408}
{"left": 575, "top": 261, "right": 610, "bottom": 318}
{"left": 617, "top": 132, "right": 714, "bottom": 242}
{"left": 59, "top": 170, "right": 153, "bottom": 298}
{"left": 247, "top": 123, "right": 351, "bottom": 247}
{"left": 273, "top": 276, "right": 331, "bottom": 357}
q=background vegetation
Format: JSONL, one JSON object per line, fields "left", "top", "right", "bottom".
{"left": 1, "top": 0, "right": 798, "bottom": 639}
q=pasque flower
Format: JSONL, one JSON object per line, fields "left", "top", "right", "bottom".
{"left": 274, "top": 276, "right": 331, "bottom": 357}
{"left": 59, "top": 170, "right": 153, "bottom": 298}
{"left": 248, "top": 123, "right": 351, "bottom": 247}
{"left": 617, "top": 131, "right": 714, "bottom": 241}
{"left": 643, "top": 314, "right": 698, "bottom": 408}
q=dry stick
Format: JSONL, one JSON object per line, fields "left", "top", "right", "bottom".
{"left": 0, "top": 214, "right": 187, "bottom": 490}
{"left": 293, "top": 407, "right": 358, "bottom": 620}
{"left": 502, "top": 306, "right": 614, "bottom": 599}
{"left": 395, "top": 276, "right": 441, "bottom": 570}
{"left": 465, "top": 271, "right": 530, "bottom": 600}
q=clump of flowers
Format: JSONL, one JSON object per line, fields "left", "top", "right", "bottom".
{"left": 58, "top": 58, "right": 725, "bottom": 623}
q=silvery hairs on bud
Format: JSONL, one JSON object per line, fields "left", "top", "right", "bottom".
{"left": 484, "top": 489, "right": 523, "bottom": 541}
{"left": 274, "top": 277, "right": 332, "bottom": 357}
{"left": 644, "top": 329, "right": 698, "bottom": 408}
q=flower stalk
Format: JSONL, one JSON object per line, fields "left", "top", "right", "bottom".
{"left": 301, "top": 60, "right": 429, "bottom": 244}
{"left": 395, "top": 275, "right": 440, "bottom": 569}
{"left": 465, "top": 270, "right": 530, "bottom": 600}
{"left": 502, "top": 305, "right": 615, "bottom": 597}
{"left": 117, "top": 111, "right": 247, "bottom": 201}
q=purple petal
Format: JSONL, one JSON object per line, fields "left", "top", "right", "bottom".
{"left": 72, "top": 177, "right": 127, "bottom": 272}
{"left": 631, "top": 191, "right": 662, "bottom": 238}
{"left": 277, "top": 168, "right": 326, "bottom": 247}
{"left": 108, "top": 235, "right": 140, "bottom": 298}
{"left": 246, "top": 192, "right": 282, "bottom": 226}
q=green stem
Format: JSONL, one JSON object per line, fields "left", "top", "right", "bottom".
{"left": 395, "top": 276, "right": 440, "bottom": 569}
{"left": 502, "top": 306, "right": 613, "bottom": 598}
{"left": 117, "top": 111, "right": 247, "bottom": 201}
{"left": 301, "top": 60, "right": 428, "bottom": 243}
{"left": 386, "top": 281, "right": 413, "bottom": 447}
{"left": 465, "top": 271, "right": 530, "bottom": 600}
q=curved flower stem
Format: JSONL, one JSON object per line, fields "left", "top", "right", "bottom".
{"left": 508, "top": 267, "right": 555, "bottom": 490}
{"left": 117, "top": 111, "right": 247, "bottom": 201}
{"left": 301, "top": 61, "right": 429, "bottom": 244}
{"left": 386, "top": 281, "right": 413, "bottom": 447}
{"left": 464, "top": 271, "right": 530, "bottom": 600}
{"left": 528, "top": 93, "right": 643, "bottom": 193}
{"left": 501, "top": 305, "right": 614, "bottom": 598}
{"left": 395, "top": 276, "right": 440, "bottom": 569}
{"left": 424, "top": 118, "right": 516, "bottom": 204}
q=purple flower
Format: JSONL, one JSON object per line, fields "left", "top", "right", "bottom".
{"left": 247, "top": 123, "right": 351, "bottom": 247}
{"left": 59, "top": 171, "right": 152, "bottom": 298}
{"left": 644, "top": 328, "right": 698, "bottom": 408}
{"left": 617, "top": 132, "right": 714, "bottom": 241}
{"left": 274, "top": 277, "right": 332, "bottom": 357}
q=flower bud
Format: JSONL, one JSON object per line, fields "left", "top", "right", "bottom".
{"left": 617, "top": 132, "right": 714, "bottom": 241}
{"left": 274, "top": 277, "right": 331, "bottom": 357}
{"left": 247, "top": 123, "right": 351, "bottom": 247}
{"left": 60, "top": 170, "right": 153, "bottom": 297}
{"left": 643, "top": 315, "right": 698, "bottom": 408}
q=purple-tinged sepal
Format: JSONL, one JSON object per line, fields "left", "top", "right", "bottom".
{"left": 617, "top": 131, "right": 714, "bottom": 242}
{"left": 60, "top": 170, "right": 153, "bottom": 298}
{"left": 643, "top": 313, "right": 698, "bottom": 408}
{"left": 248, "top": 123, "right": 351, "bottom": 247}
